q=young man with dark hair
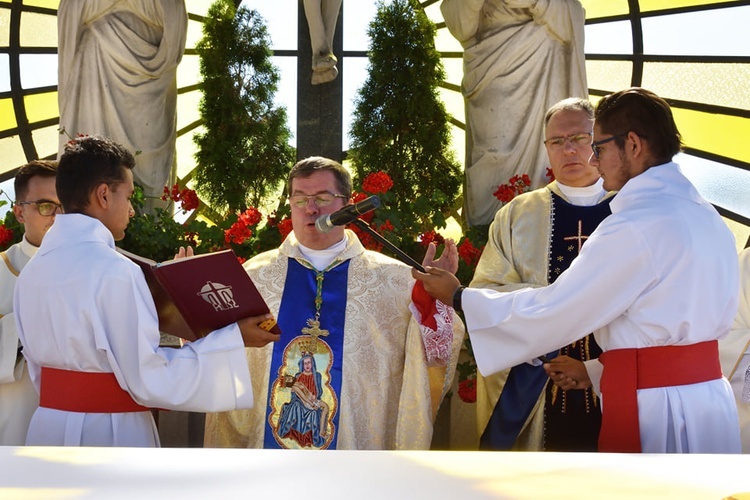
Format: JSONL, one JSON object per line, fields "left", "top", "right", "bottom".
{"left": 414, "top": 88, "right": 740, "bottom": 453}
{"left": 0, "top": 160, "right": 60, "bottom": 445}
{"left": 14, "top": 135, "right": 279, "bottom": 447}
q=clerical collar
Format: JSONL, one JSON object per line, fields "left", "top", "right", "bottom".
{"left": 556, "top": 178, "right": 606, "bottom": 207}
{"left": 298, "top": 237, "right": 347, "bottom": 271}
{"left": 20, "top": 234, "right": 40, "bottom": 259}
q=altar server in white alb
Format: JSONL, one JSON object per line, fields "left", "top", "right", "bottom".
{"left": 0, "top": 160, "right": 60, "bottom": 445}
{"left": 413, "top": 87, "right": 741, "bottom": 453}
{"left": 14, "top": 135, "right": 279, "bottom": 447}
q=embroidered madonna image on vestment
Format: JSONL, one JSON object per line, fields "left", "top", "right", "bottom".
{"left": 267, "top": 335, "right": 339, "bottom": 449}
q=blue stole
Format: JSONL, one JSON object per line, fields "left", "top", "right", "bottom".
{"left": 480, "top": 192, "right": 612, "bottom": 450}
{"left": 263, "top": 258, "right": 349, "bottom": 449}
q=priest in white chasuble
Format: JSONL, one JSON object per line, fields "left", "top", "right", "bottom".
{"left": 204, "top": 157, "right": 465, "bottom": 450}
{"left": 472, "top": 98, "right": 614, "bottom": 451}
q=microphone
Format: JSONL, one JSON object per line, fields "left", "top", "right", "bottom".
{"left": 315, "top": 195, "right": 381, "bottom": 234}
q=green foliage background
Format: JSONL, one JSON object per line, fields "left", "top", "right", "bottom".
{"left": 193, "top": 0, "right": 295, "bottom": 213}
{"left": 348, "top": 0, "right": 462, "bottom": 259}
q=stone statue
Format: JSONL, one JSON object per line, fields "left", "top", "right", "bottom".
{"left": 441, "top": 0, "right": 588, "bottom": 226}
{"left": 57, "top": 0, "right": 188, "bottom": 208}
{"left": 303, "top": 0, "right": 342, "bottom": 85}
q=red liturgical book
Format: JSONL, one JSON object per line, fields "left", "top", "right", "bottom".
{"left": 118, "top": 248, "right": 280, "bottom": 342}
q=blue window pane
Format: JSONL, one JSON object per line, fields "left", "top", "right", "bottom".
{"left": 19, "top": 54, "right": 57, "bottom": 89}
{"left": 678, "top": 153, "right": 750, "bottom": 219}
{"left": 585, "top": 21, "right": 632, "bottom": 55}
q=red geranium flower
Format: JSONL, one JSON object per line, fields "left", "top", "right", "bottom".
{"left": 457, "top": 378, "right": 477, "bottom": 403}
{"left": 362, "top": 171, "right": 394, "bottom": 195}
{"left": 458, "top": 237, "right": 483, "bottom": 267}
{"left": 419, "top": 230, "right": 445, "bottom": 248}
{"left": 0, "top": 225, "right": 14, "bottom": 248}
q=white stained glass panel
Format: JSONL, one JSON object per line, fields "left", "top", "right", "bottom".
{"left": 584, "top": 21, "right": 632, "bottom": 55}
{"left": 342, "top": 55, "right": 368, "bottom": 151}
{"left": 0, "top": 54, "right": 9, "bottom": 92}
{"left": 31, "top": 123, "right": 61, "bottom": 159}
{"left": 642, "top": 6, "right": 750, "bottom": 56}
{"left": 678, "top": 153, "right": 750, "bottom": 220}
{"left": 241, "top": 0, "right": 297, "bottom": 51}
{"left": 273, "top": 56, "right": 297, "bottom": 147}
{"left": 19, "top": 54, "right": 57, "bottom": 89}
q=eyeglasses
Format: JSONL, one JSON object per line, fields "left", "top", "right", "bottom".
{"left": 17, "top": 200, "right": 62, "bottom": 216}
{"left": 543, "top": 133, "right": 592, "bottom": 148}
{"left": 289, "top": 192, "right": 348, "bottom": 208}
{"left": 591, "top": 134, "right": 626, "bottom": 159}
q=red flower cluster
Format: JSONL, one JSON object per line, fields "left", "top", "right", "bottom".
{"left": 161, "top": 184, "right": 200, "bottom": 213}
{"left": 457, "top": 237, "right": 483, "bottom": 267}
{"left": 419, "top": 230, "right": 445, "bottom": 248}
{"left": 224, "top": 207, "right": 263, "bottom": 245}
{"left": 276, "top": 217, "right": 293, "bottom": 241}
{"left": 493, "top": 174, "right": 532, "bottom": 204}
{"left": 362, "top": 171, "right": 394, "bottom": 194}
{"left": 457, "top": 378, "right": 477, "bottom": 403}
{"left": 0, "top": 224, "right": 14, "bottom": 248}
{"left": 546, "top": 167, "right": 555, "bottom": 182}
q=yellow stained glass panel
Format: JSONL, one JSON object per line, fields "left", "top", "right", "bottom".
{"left": 186, "top": 18, "right": 205, "bottom": 50}
{"left": 585, "top": 60, "right": 633, "bottom": 93}
{"left": 177, "top": 89, "right": 202, "bottom": 131}
{"left": 176, "top": 130, "right": 200, "bottom": 180}
{"left": 580, "top": 1, "right": 630, "bottom": 19}
{"left": 23, "top": 0, "right": 60, "bottom": 9}
{"left": 23, "top": 91, "right": 58, "bottom": 123}
{"left": 177, "top": 54, "right": 201, "bottom": 89}
{"left": 20, "top": 12, "right": 57, "bottom": 47}
{"left": 639, "top": 0, "right": 730, "bottom": 12}
{"left": 31, "top": 123, "right": 60, "bottom": 159}
{"left": 0, "top": 98, "right": 17, "bottom": 130}
{"left": 642, "top": 62, "right": 750, "bottom": 110}
{"left": 0, "top": 8, "right": 10, "bottom": 47}
{"left": 672, "top": 107, "right": 750, "bottom": 164}
{"left": 0, "top": 136, "right": 27, "bottom": 179}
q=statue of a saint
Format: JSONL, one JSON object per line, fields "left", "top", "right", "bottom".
{"left": 441, "top": 0, "right": 588, "bottom": 225}
{"left": 57, "top": 0, "right": 188, "bottom": 209}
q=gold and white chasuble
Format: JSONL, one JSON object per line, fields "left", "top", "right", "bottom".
{"left": 205, "top": 231, "right": 465, "bottom": 449}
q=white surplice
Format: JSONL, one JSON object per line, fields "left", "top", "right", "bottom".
{"left": 14, "top": 214, "right": 253, "bottom": 447}
{"left": 720, "top": 247, "right": 750, "bottom": 452}
{"left": 464, "top": 162, "right": 741, "bottom": 453}
{"left": 0, "top": 237, "right": 40, "bottom": 445}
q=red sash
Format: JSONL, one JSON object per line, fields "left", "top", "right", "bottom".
{"left": 598, "top": 340, "right": 722, "bottom": 452}
{"left": 40, "top": 367, "right": 150, "bottom": 413}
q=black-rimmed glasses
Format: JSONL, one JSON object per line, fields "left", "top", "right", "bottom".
{"left": 289, "top": 192, "right": 348, "bottom": 208}
{"left": 591, "top": 134, "right": 627, "bottom": 159}
{"left": 17, "top": 200, "right": 62, "bottom": 216}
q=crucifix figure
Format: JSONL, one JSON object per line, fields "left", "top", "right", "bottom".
{"left": 303, "top": 0, "right": 342, "bottom": 85}
{"left": 302, "top": 318, "right": 330, "bottom": 343}
{"left": 563, "top": 219, "right": 589, "bottom": 253}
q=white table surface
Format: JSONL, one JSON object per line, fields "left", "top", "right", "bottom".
{"left": 1, "top": 447, "right": 749, "bottom": 499}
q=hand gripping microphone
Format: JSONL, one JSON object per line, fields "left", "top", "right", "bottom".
{"left": 315, "top": 195, "right": 381, "bottom": 234}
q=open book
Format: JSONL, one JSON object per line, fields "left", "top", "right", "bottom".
{"left": 117, "top": 248, "right": 281, "bottom": 342}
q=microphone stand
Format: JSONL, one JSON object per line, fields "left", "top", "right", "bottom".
{"left": 350, "top": 218, "right": 426, "bottom": 273}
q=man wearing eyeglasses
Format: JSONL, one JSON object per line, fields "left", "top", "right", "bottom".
{"left": 0, "top": 160, "right": 61, "bottom": 445}
{"left": 472, "top": 98, "right": 614, "bottom": 452}
{"left": 205, "top": 156, "right": 465, "bottom": 450}
{"left": 414, "top": 87, "right": 740, "bottom": 453}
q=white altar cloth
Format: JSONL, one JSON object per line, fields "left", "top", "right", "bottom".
{"left": 1, "top": 447, "right": 749, "bottom": 499}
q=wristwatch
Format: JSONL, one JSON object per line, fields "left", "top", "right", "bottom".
{"left": 452, "top": 285, "right": 466, "bottom": 312}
